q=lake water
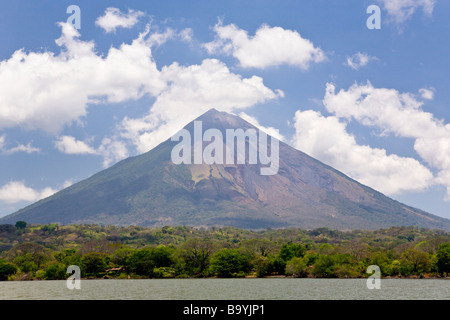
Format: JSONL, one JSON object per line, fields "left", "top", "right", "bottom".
{"left": 0, "top": 278, "right": 448, "bottom": 300}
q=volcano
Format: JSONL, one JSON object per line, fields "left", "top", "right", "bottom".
{"left": 1, "top": 109, "right": 449, "bottom": 231}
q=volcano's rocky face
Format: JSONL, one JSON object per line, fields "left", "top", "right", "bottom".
{"left": 2, "top": 109, "right": 450, "bottom": 231}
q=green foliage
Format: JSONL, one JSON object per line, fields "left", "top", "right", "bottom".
{"left": 252, "top": 255, "right": 271, "bottom": 278}
{"left": 0, "top": 224, "right": 448, "bottom": 280}
{"left": 15, "top": 221, "right": 27, "bottom": 230}
{"left": 177, "top": 238, "right": 215, "bottom": 276}
{"left": 303, "top": 251, "right": 319, "bottom": 266}
{"left": 312, "top": 254, "right": 357, "bottom": 278}
{"left": 81, "top": 252, "right": 108, "bottom": 278}
{"left": 126, "top": 248, "right": 155, "bottom": 277}
{"left": 7, "top": 243, "right": 52, "bottom": 274}
{"left": 209, "top": 249, "right": 251, "bottom": 277}
{"left": 436, "top": 243, "right": 450, "bottom": 276}
{"left": 0, "top": 259, "right": 17, "bottom": 280}
{"left": 54, "top": 249, "right": 81, "bottom": 267}
{"left": 151, "top": 245, "right": 176, "bottom": 268}
{"left": 279, "top": 243, "right": 306, "bottom": 261}
{"left": 44, "top": 263, "right": 67, "bottom": 280}
{"left": 368, "top": 251, "right": 393, "bottom": 276}
{"left": 285, "top": 257, "right": 308, "bottom": 278}
{"left": 400, "top": 249, "right": 430, "bottom": 275}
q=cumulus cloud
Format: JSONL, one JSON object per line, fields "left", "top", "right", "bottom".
{"left": 0, "top": 181, "right": 56, "bottom": 204}
{"left": 0, "top": 135, "right": 40, "bottom": 155}
{"left": 377, "top": 0, "right": 436, "bottom": 24}
{"left": 54, "top": 136, "right": 97, "bottom": 155}
{"left": 95, "top": 7, "right": 144, "bottom": 33}
{"left": 292, "top": 110, "right": 434, "bottom": 195}
{"left": 97, "top": 138, "right": 129, "bottom": 168}
{"left": 0, "top": 22, "right": 165, "bottom": 134}
{"left": 345, "top": 52, "right": 377, "bottom": 70}
{"left": 238, "top": 112, "right": 286, "bottom": 142}
{"left": 203, "top": 21, "right": 326, "bottom": 69}
{"left": 179, "top": 28, "right": 194, "bottom": 42}
{"left": 0, "top": 20, "right": 281, "bottom": 167}
{"left": 4, "top": 143, "right": 40, "bottom": 155}
{"left": 323, "top": 82, "right": 450, "bottom": 200}
{"left": 54, "top": 135, "right": 129, "bottom": 168}
{"left": 419, "top": 87, "right": 434, "bottom": 100}
{"left": 119, "top": 58, "right": 283, "bottom": 153}
{"left": 323, "top": 82, "right": 435, "bottom": 139}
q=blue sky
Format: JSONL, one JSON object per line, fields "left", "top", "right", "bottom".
{"left": 1, "top": 0, "right": 450, "bottom": 220}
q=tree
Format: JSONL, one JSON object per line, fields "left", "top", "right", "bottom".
{"left": 268, "top": 255, "right": 286, "bottom": 275}
{"left": 435, "top": 243, "right": 450, "bottom": 277}
{"left": 400, "top": 249, "right": 430, "bottom": 275}
{"left": 279, "top": 243, "right": 306, "bottom": 261}
{"left": 368, "top": 251, "right": 393, "bottom": 276}
{"left": 6, "top": 242, "right": 52, "bottom": 271}
{"left": 272, "top": 243, "right": 307, "bottom": 275}
{"left": 209, "top": 249, "right": 251, "bottom": 277}
{"left": 13, "top": 254, "right": 39, "bottom": 273}
{"left": 41, "top": 224, "right": 58, "bottom": 234}
{"left": 0, "top": 259, "right": 17, "bottom": 280}
{"left": 242, "top": 239, "right": 274, "bottom": 257}
{"left": 110, "top": 247, "right": 134, "bottom": 267}
{"left": 303, "top": 251, "right": 319, "bottom": 266}
{"left": 312, "top": 255, "right": 337, "bottom": 278}
{"left": 151, "top": 245, "right": 175, "bottom": 268}
{"left": 126, "top": 248, "right": 156, "bottom": 277}
{"left": 312, "top": 254, "right": 356, "bottom": 278}
{"left": 44, "top": 263, "right": 67, "bottom": 280}
{"left": 285, "top": 257, "right": 308, "bottom": 278}
{"left": 178, "top": 238, "right": 215, "bottom": 276}
{"left": 344, "top": 240, "right": 369, "bottom": 261}
{"left": 15, "top": 221, "right": 27, "bottom": 230}
{"left": 81, "top": 252, "right": 107, "bottom": 278}
{"left": 54, "top": 249, "right": 81, "bottom": 267}
{"left": 252, "top": 255, "right": 271, "bottom": 278}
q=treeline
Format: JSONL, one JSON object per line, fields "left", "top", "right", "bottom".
{"left": 0, "top": 222, "right": 449, "bottom": 280}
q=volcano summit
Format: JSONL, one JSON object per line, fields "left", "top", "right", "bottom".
{"left": 1, "top": 109, "right": 449, "bottom": 231}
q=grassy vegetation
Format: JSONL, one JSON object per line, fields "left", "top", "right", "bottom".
{"left": 0, "top": 222, "right": 449, "bottom": 280}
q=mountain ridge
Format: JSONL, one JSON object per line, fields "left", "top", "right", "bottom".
{"left": 1, "top": 108, "right": 450, "bottom": 231}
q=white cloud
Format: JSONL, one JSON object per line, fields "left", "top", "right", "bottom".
{"left": 419, "top": 87, "right": 434, "bottom": 100}
{"left": 4, "top": 143, "right": 40, "bottom": 155}
{"left": 97, "top": 138, "right": 129, "bottom": 168}
{"left": 0, "top": 20, "right": 283, "bottom": 168}
{"left": 120, "top": 58, "right": 283, "bottom": 153}
{"left": 345, "top": 52, "right": 377, "bottom": 70}
{"left": 238, "top": 112, "right": 286, "bottom": 142}
{"left": 292, "top": 110, "right": 434, "bottom": 195}
{"left": 377, "top": 0, "right": 436, "bottom": 24}
{"left": 0, "top": 135, "right": 40, "bottom": 155}
{"left": 323, "top": 82, "right": 440, "bottom": 140}
{"left": 0, "top": 181, "right": 57, "bottom": 204}
{"left": 203, "top": 21, "right": 326, "bottom": 69}
{"left": 0, "top": 22, "right": 165, "bottom": 133}
{"left": 95, "top": 7, "right": 144, "bottom": 33}
{"left": 63, "top": 180, "right": 74, "bottom": 188}
{"left": 54, "top": 136, "right": 97, "bottom": 155}
{"left": 323, "top": 82, "right": 450, "bottom": 200}
{"left": 179, "top": 28, "right": 194, "bottom": 42}
{"left": 54, "top": 135, "right": 130, "bottom": 168}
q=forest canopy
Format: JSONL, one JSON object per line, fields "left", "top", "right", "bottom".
{"left": 0, "top": 223, "right": 449, "bottom": 280}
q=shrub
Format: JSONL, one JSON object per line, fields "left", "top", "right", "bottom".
{"left": 285, "top": 257, "right": 308, "bottom": 278}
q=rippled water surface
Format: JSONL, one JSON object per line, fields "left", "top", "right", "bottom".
{"left": 0, "top": 278, "right": 448, "bottom": 300}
